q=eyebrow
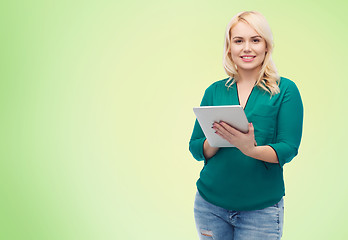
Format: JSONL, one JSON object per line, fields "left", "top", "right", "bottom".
{"left": 232, "top": 35, "right": 262, "bottom": 39}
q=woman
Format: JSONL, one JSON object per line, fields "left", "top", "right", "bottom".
{"left": 189, "top": 11, "right": 303, "bottom": 240}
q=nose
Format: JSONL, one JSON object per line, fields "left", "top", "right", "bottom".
{"left": 243, "top": 41, "right": 251, "bottom": 52}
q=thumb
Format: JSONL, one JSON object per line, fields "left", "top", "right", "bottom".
{"left": 250, "top": 122, "right": 257, "bottom": 146}
{"left": 249, "top": 122, "right": 254, "bottom": 133}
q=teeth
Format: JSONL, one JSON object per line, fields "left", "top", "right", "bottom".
{"left": 242, "top": 56, "right": 254, "bottom": 59}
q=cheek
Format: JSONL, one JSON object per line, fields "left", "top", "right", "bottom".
{"left": 230, "top": 48, "right": 241, "bottom": 60}
{"left": 256, "top": 44, "right": 267, "bottom": 55}
{"left": 231, "top": 53, "right": 239, "bottom": 61}
{"left": 258, "top": 51, "right": 266, "bottom": 59}
{"left": 255, "top": 48, "right": 267, "bottom": 61}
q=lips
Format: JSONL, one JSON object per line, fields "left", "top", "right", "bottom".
{"left": 240, "top": 55, "right": 256, "bottom": 62}
{"left": 240, "top": 55, "right": 256, "bottom": 59}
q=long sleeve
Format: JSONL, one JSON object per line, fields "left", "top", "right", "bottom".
{"left": 189, "top": 84, "right": 215, "bottom": 164}
{"left": 267, "top": 81, "right": 304, "bottom": 168}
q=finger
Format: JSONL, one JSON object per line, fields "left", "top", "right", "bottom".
{"left": 247, "top": 122, "right": 254, "bottom": 135}
{"left": 213, "top": 122, "right": 235, "bottom": 136}
{"left": 219, "top": 121, "right": 241, "bottom": 135}
{"left": 214, "top": 123, "right": 232, "bottom": 138}
{"left": 214, "top": 126, "right": 239, "bottom": 147}
{"left": 214, "top": 127, "right": 233, "bottom": 142}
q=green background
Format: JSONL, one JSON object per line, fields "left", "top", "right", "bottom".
{"left": 1, "top": 0, "right": 347, "bottom": 239}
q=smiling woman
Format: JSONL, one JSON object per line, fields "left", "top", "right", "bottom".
{"left": 189, "top": 11, "right": 304, "bottom": 240}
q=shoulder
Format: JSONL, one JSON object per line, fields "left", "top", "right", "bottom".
{"left": 278, "top": 77, "right": 302, "bottom": 103}
{"left": 204, "top": 77, "right": 230, "bottom": 94}
{"left": 199, "top": 77, "right": 230, "bottom": 105}
{"left": 279, "top": 76, "right": 300, "bottom": 92}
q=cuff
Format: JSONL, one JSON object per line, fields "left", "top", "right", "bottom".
{"left": 267, "top": 142, "right": 298, "bottom": 168}
{"left": 189, "top": 137, "right": 207, "bottom": 164}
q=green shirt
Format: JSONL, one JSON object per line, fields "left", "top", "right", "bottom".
{"left": 189, "top": 77, "right": 303, "bottom": 211}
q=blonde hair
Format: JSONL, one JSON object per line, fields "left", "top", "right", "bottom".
{"left": 223, "top": 11, "right": 280, "bottom": 95}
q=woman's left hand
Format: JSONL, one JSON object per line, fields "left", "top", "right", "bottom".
{"left": 212, "top": 121, "right": 257, "bottom": 156}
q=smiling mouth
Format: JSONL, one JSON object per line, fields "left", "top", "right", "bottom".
{"left": 240, "top": 56, "right": 256, "bottom": 59}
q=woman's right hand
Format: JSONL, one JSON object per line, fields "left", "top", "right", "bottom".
{"left": 203, "top": 139, "right": 219, "bottom": 160}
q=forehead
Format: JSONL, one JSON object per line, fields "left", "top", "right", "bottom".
{"left": 231, "top": 21, "right": 260, "bottom": 38}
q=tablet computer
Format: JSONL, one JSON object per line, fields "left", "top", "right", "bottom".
{"left": 193, "top": 105, "right": 249, "bottom": 147}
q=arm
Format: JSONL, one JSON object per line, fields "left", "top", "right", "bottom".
{"left": 267, "top": 82, "right": 304, "bottom": 168}
{"left": 189, "top": 84, "right": 219, "bottom": 163}
{"left": 245, "top": 145, "right": 278, "bottom": 163}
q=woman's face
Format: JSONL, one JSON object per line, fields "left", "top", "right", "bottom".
{"left": 229, "top": 21, "right": 267, "bottom": 72}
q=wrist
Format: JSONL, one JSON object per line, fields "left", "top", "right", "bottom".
{"left": 203, "top": 139, "right": 219, "bottom": 160}
{"left": 204, "top": 139, "right": 219, "bottom": 150}
{"left": 243, "top": 145, "right": 257, "bottom": 158}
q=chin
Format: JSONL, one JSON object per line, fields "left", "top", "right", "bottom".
{"left": 237, "top": 61, "right": 263, "bottom": 70}
{"left": 238, "top": 64, "right": 261, "bottom": 71}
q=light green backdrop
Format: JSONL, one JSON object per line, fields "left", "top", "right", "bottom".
{"left": 1, "top": 0, "right": 347, "bottom": 239}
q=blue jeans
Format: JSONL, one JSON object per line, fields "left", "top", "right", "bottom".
{"left": 194, "top": 191, "right": 284, "bottom": 240}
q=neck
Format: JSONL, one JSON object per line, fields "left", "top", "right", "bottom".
{"left": 236, "top": 66, "right": 261, "bottom": 85}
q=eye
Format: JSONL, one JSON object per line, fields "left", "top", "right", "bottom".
{"left": 253, "top": 38, "right": 261, "bottom": 43}
{"left": 234, "top": 39, "right": 242, "bottom": 44}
